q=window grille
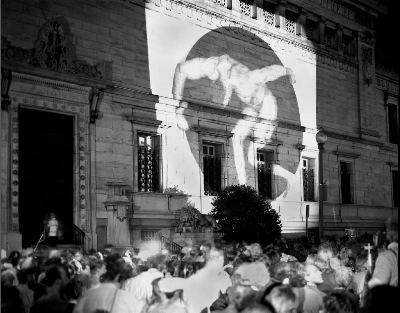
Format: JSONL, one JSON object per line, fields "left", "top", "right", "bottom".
{"left": 388, "top": 103, "right": 398, "bottom": 144}
{"left": 285, "top": 10, "right": 297, "bottom": 34}
{"left": 340, "top": 162, "right": 352, "bottom": 204}
{"left": 303, "top": 168, "right": 315, "bottom": 201}
{"left": 214, "top": 0, "right": 227, "bottom": 7}
{"left": 138, "top": 134, "right": 160, "bottom": 192}
{"left": 239, "top": 0, "right": 252, "bottom": 17}
{"left": 257, "top": 151, "right": 273, "bottom": 199}
{"left": 141, "top": 230, "right": 158, "bottom": 241}
{"left": 203, "top": 144, "right": 222, "bottom": 196}
{"left": 263, "top": 3, "right": 275, "bottom": 26}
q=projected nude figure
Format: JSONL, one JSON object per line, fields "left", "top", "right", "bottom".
{"left": 173, "top": 54, "right": 296, "bottom": 196}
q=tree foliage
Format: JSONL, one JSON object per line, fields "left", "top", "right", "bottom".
{"left": 211, "top": 184, "right": 281, "bottom": 245}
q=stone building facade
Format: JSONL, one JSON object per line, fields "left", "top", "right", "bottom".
{"left": 1, "top": 0, "right": 398, "bottom": 251}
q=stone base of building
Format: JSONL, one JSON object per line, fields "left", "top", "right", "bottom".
{"left": 1, "top": 232, "right": 22, "bottom": 252}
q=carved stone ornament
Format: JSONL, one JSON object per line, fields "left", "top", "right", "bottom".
{"left": 1, "top": 68, "right": 12, "bottom": 110}
{"left": 2, "top": 17, "right": 104, "bottom": 80}
{"left": 174, "top": 204, "right": 222, "bottom": 233}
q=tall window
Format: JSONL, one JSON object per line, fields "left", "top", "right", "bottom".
{"left": 340, "top": 161, "right": 352, "bottom": 204}
{"left": 388, "top": 103, "right": 398, "bottom": 144}
{"left": 138, "top": 134, "right": 160, "bottom": 192}
{"left": 302, "top": 158, "right": 315, "bottom": 201}
{"left": 325, "top": 26, "right": 337, "bottom": 50}
{"left": 392, "top": 170, "right": 398, "bottom": 208}
{"left": 257, "top": 150, "right": 274, "bottom": 199}
{"left": 203, "top": 143, "right": 222, "bottom": 195}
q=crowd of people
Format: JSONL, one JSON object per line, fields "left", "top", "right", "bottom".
{"left": 1, "top": 219, "right": 397, "bottom": 313}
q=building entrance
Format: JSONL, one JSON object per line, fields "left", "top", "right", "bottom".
{"left": 18, "top": 108, "right": 74, "bottom": 248}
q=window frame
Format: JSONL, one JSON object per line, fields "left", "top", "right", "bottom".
{"left": 339, "top": 160, "right": 353, "bottom": 204}
{"left": 201, "top": 140, "right": 224, "bottom": 196}
{"left": 256, "top": 149, "right": 275, "bottom": 199}
{"left": 386, "top": 96, "right": 399, "bottom": 144}
{"left": 134, "top": 130, "right": 163, "bottom": 193}
{"left": 302, "top": 157, "right": 316, "bottom": 202}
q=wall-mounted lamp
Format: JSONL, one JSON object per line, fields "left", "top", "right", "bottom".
{"left": 89, "top": 87, "right": 104, "bottom": 124}
{"left": 316, "top": 129, "right": 328, "bottom": 242}
{"left": 104, "top": 201, "right": 131, "bottom": 222}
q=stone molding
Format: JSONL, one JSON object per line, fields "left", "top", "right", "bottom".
{"left": 6, "top": 84, "right": 91, "bottom": 233}
{"left": 11, "top": 71, "right": 90, "bottom": 95}
{"left": 376, "top": 75, "right": 399, "bottom": 95}
{"left": 141, "top": 0, "right": 358, "bottom": 73}
{"left": 333, "top": 150, "right": 360, "bottom": 159}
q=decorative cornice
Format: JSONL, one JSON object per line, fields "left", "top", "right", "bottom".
{"left": 142, "top": 0, "right": 358, "bottom": 73}
{"left": 334, "top": 150, "right": 360, "bottom": 159}
{"left": 11, "top": 71, "right": 90, "bottom": 94}
{"left": 191, "top": 126, "right": 233, "bottom": 138}
{"left": 376, "top": 75, "right": 399, "bottom": 95}
{"left": 324, "top": 129, "right": 385, "bottom": 148}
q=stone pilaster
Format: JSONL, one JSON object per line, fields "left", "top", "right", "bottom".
{"left": 357, "top": 31, "right": 380, "bottom": 139}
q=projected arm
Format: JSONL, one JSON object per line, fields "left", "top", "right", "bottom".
{"left": 253, "top": 65, "right": 296, "bottom": 85}
{"left": 273, "top": 164, "right": 296, "bottom": 198}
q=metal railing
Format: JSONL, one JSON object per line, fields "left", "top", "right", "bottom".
{"left": 160, "top": 235, "right": 182, "bottom": 254}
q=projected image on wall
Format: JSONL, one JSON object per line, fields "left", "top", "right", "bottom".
{"left": 171, "top": 27, "right": 302, "bottom": 199}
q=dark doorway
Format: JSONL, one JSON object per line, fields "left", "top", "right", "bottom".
{"left": 19, "top": 108, "right": 74, "bottom": 248}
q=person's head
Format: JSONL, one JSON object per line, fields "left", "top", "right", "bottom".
{"left": 8, "top": 250, "right": 21, "bottom": 267}
{"left": 101, "top": 253, "right": 132, "bottom": 284}
{"left": 41, "top": 264, "right": 69, "bottom": 293}
{"left": 227, "top": 284, "right": 258, "bottom": 311}
{"left": 334, "top": 266, "right": 353, "bottom": 289}
{"left": 323, "top": 290, "right": 358, "bottom": 313}
{"left": 88, "top": 255, "right": 105, "bottom": 276}
{"left": 385, "top": 218, "right": 398, "bottom": 243}
{"left": 318, "top": 242, "right": 335, "bottom": 262}
{"left": 1, "top": 269, "right": 18, "bottom": 287}
{"left": 74, "top": 251, "right": 83, "bottom": 262}
{"left": 304, "top": 264, "right": 323, "bottom": 284}
{"left": 266, "top": 285, "right": 297, "bottom": 313}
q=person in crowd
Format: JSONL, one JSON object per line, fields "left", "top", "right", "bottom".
{"left": 263, "top": 284, "right": 297, "bottom": 313}
{"left": 123, "top": 260, "right": 164, "bottom": 313}
{"left": 87, "top": 255, "right": 105, "bottom": 290}
{"left": 368, "top": 218, "right": 398, "bottom": 288}
{"left": 361, "top": 285, "right": 398, "bottom": 313}
{"left": 73, "top": 253, "right": 135, "bottom": 313}
{"left": 16, "top": 269, "right": 34, "bottom": 313}
{"left": 1, "top": 268, "right": 25, "bottom": 313}
{"left": 322, "top": 290, "right": 359, "bottom": 313}
{"left": 47, "top": 213, "right": 59, "bottom": 247}
{"left": 296, "top": 264, "right": 326, "bottom": 313}
{"left": 30, "top": 264, "right": 71, "bottom": 313}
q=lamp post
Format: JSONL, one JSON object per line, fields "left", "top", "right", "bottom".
{"left": 316, "top": 130, "right": 327, "bottom": 242}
